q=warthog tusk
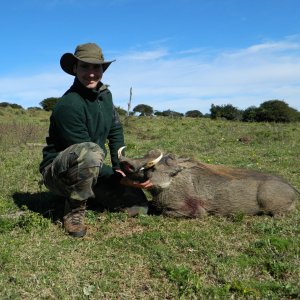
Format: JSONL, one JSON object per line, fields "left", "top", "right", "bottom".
{"left": 118, "top": 146, "right": 126, "bottom": 159}
{"left": 144, "top": 151, "right": 163, "bottom": 169}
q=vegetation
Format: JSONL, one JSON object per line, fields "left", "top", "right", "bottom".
{"left": 0, "top": 102, "right": 23, "bottom": 109}
{"left": 133, "top": 100, "right": 300, "bottom": 122}
{"left": 3, "top": 98, "right": 299, "bottom": 123}
{"left": 0, "top": 107, "right": 299, "bottom": 299}
{"left": 155, "top": 109, "right": 184, "bottom": 117}
{"left": 133, "top": 104, "right": 154, "bottom": 116}
{"left": 210, "top": 100, "right": 300, "bottom": 122}
{"left": 185, "top": 110, "right": 203, "bottom": 118}
{"left": 254, "top": 100, "right": 300, "bottom": 123}
{"left": 210, "top": 104, "right": 243, "bottom": 121}
{"left": 115, "top": 106, "right": 127, "bottom": 116}
{"left": 39, "top": 97, "right": 60, "bottom": 111}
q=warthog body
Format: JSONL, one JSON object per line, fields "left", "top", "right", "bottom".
{"left": 119, "top": 149, "right": 298, "bottom": 218}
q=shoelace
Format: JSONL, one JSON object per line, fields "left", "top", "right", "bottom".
{"left": 70, "top": 207, "right": 85, "bottom": 225}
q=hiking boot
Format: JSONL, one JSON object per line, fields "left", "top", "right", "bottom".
{"left": 63, "top": 199, "right": 87, "bottom": 237}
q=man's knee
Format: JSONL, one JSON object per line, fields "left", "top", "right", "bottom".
{"left": 43, "top": 142, "right": 105, "bottom": 199}
{"left": 63, "top": 142, "right": 105, "bottom": 185}
{"left": 72, "top": 142, "right": 105, "bottom": 169}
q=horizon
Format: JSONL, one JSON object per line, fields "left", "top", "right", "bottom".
{"left": 3, "top": 97, "right": 297, "bottom": 117}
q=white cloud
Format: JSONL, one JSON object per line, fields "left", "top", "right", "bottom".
{"left": 0, "top": 73, "right": 69, "bottom": 107}
{"left": 1, "top": 37, "right": 300, "bottom": 113}
{"left": 120, "top": 48, "right": 169, "bottom": 61}
{"left": 107, "top": 37, "right": 300, "bottom": 113}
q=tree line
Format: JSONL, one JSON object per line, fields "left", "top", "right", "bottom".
{"left": 1, "top": 98, "right": 300, "bottom": 123}
{"left": 118, "top": 100, "right": 300, "bottom": 123}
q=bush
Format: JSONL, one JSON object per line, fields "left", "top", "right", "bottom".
{"left": 115, "top": 106, "right": 127, "bottom": 116}
{"left": 242, "top": 106, "right": 259, "bottom": 122}
{"left": 185, "top": 110, "right": 203, "bottom": 118}
{"left": 158, "top": 109, "right": 184, "bottom": 117}
{"left": 210, "top": 104, "right": 242, "bottom": 120}
{"left": 40, "top": 97, "right": 60, "bottom": 111}
{"left": 255, "top": 100, "right": 300, "bottom": 123}
{"left": 133, "top": 104, "right": 154, "bottom": 116}
{"left": 0, "top": 102, "right": 23, "bottom": 109}
{"left": 27, "top": 107, "right": 42, "bottom": 111}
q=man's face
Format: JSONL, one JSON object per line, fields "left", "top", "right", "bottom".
{"left": 73, "top": 61, "right": 103, "bottom": 89}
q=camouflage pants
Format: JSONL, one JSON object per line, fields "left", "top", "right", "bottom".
{"left": 42, "top": 142, "right": 148, "bottom": 212}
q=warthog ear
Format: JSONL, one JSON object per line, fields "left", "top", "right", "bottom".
{"left": 170, "top": 166, "right": 183, "bottom": 177}
{"left": 164, "top": 154, "right": 177, "bottom": 166}
{"left": 164, "top": 155, "right": 183, "bottom": 176}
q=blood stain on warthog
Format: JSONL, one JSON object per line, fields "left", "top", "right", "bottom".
{"left": 181, "top": 195, "right": 206, "bottom": 217}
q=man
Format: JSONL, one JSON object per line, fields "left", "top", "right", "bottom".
{"left": 40, "top": 43, "right": 151, "bottom": 237}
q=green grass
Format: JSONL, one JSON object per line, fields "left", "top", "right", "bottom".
{"left": 0, "top": 108, "right": 299, "bottom": 299}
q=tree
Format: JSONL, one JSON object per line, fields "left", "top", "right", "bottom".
{"left": 255, "top": 100, "right": 300, "bottom": 122}
{"left": 133, "top": 104, "right": 154, "bottom": 116}
{"left": 0, "top": 102, "right": 10, "bottom": 108}
{"left": 0, "top": 102, "right": 23, "bottom": 109}
{"left": 40, "top": 97, "right": 60, "bottom": 111}
{"left": 185, "top": 110, "right": 203, "bottom": 118}
{"left": 203, "top": 113, "right": 211, "bottom": 118}
{"left": 115, "top": 106, "right": 127, "bottom": 116}
{"left": 242, "top": 106, "right": 259, "bottom": 122}
{"left": 210, "top": 104, "right": 242, "bottom": 120}
{"left": 27, "top": 106, "right": 42, "bottom": 110}
{"left": 154, "top": 110, "right": 164, "bottom": 116}
{"left": 160, "top": 109, "right": 184, "bottom": 117}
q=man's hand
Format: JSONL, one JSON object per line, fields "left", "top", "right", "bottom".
{"left": 115, "top": 170, "right": 153, "bottom": 190}
{"left": 120, "top": 177, "right": 153, "bottom": 189}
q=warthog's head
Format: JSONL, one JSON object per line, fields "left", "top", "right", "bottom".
{"left": 118, "top": 147, "right": 182, "bottom": 190}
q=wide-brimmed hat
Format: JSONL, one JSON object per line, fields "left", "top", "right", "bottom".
{"left": 60, "top": 43, "right": 115, "bottom": 76}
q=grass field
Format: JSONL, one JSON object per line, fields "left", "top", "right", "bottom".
{"left": 0, "top": 107, "right": 299, "bottom": 299}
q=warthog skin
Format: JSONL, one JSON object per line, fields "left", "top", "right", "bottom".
{"left": 119, "top": 150, "right": 298, "bottom": 218}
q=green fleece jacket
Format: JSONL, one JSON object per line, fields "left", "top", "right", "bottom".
{"left": 40, "top": 78, "right": 124, "bottom": 178}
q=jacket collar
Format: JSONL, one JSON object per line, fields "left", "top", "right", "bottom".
{"left": 66, "top": 78, "right": 107, "bottom": 100}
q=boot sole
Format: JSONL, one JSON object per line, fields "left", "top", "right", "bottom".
{"left": 67, "top": 228, "right": 87, "bottom": 238}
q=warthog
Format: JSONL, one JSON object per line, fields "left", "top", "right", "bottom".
{"left": 118, "top": 148, "right": 298, "bottom": 218}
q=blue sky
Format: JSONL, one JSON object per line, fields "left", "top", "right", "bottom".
{"left": 1, "top": 0, "right": 300, "bottom": 113}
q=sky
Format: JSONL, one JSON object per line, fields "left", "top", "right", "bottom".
{"left": 1, "top": 0, "right": 300, "bottom": 114}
